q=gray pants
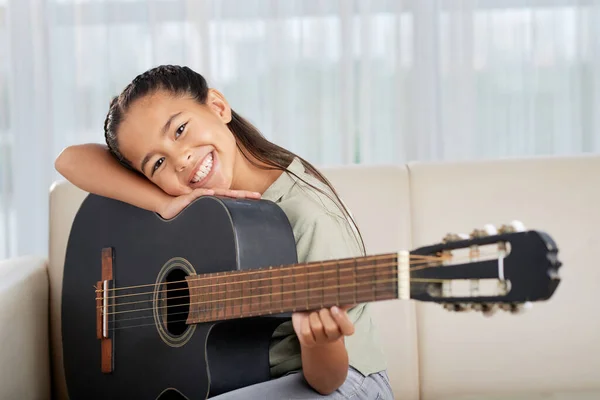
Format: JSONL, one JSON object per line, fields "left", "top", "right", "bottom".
{"left": 210, "top": 368, "right": 394, "bottom": 399}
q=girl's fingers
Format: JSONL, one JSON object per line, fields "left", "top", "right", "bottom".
{"left": 309, "top": 311, "right": 327, "bottom": 343}
{"left": 190, "top": 188, "right": 214, "bottom": 196}
{"left": 319, "top": 308, "right": 341, "bottom": 340}
{"left": 331, "top": 306, "right": 355, "bottom": 336}
{"left": 211, "top": 188, "right": 261, "bottom": 199}
{"left": 301, "top": 314, "right": 316, "bottom": 347}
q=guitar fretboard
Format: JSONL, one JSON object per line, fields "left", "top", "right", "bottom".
{"left": 184, "top": 253, "right": 399, "bottom": 324}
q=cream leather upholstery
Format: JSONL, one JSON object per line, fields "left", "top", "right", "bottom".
{"left": 1, "top": 154, "right": 599, "bottom": 399}
{"left": 48, "top": 182, "right": 88, "bottom": 400}
{"left": 408, "top": 155, "right": 600, "bottom": 400}
{"left": 0, "top": 256, "right": 50, "bottom": 400}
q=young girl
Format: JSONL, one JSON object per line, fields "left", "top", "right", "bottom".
{"left": 55, "top": 65, "right": 393, "bottom": 399}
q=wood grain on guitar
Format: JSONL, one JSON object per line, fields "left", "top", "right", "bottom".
{"left": 185, "top": 254, "right": 399, "bottom": 324}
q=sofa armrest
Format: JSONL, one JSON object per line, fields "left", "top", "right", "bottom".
{"left": 0, "top": 256, "right": 51, "bottom": 400}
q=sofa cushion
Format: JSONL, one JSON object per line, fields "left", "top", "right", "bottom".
{"left": 440, "top": 390, "right": 600, "bottom": 400}
{"left": 407, "top": 155, "right": 600, "bottom": 399}
{"left": 48, "top": 181, "right": 88, "bottom": 400}
{"left": 0, "top": 256, "right": 51, "bottom": 400}
{"left": 322, "top": 164, "right": 419, "bottom": 400}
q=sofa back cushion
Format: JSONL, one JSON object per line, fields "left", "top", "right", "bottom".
{"left": 322, "top": 164, "right": 419, "bottom": 400}
{"left": 408, "top": 155, "right": 600, "bottom": 399}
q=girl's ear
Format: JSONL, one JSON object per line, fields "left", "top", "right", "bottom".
{"left": 206, "top": 89, "right": 232, "bottom": 123}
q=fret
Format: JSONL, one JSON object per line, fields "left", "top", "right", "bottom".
{"left": 225, "top": 272, "right": 232, "bottom": 318}
{"left": 269, "top": 268, "right": 273, "bottom": 314}
{"left": 294, "top": 264, "right": 307, "bottom": 312}
{"left": 258, "top": 269, "right": 269, "bottom": 314}
{"left": 186, "top": 276, "right": 200, "bottom": 323}
{"left": 224, "top": 271, "right": 231, "bottom": 319}
{"left": 306, "top": 264, "right": 315, "bottom": 309}
{"left": 250, "top": 270, "right": 258, "bottom": 316}
{"left": 282, "top": 267, "right": 294, "bottom": 312}
{"left": 292, "top": 267, "right": 297, "bottom": 311}
{"left": 199, "top": 275, "right": 207, "bottom": 322}
{"left": 185, "top": 253, "right": 400, "bottom": 325}
{"left": 373, "top": 258, "right": 377, "bottom": 302}
{"left": 380, "top": 255, "right": 398, "bottom": 301}
{"left": 212, "top": 273, "right": 219, "bottom": 321}
{"left": 219, "top": 272, "right": 226, "bottom": 319}
{"left": 214, "top": 273, "right": 221, "bottom": 320}
{"left": 353, "top": 259, "right": 357, "bottom": 305}
{"left": 337, "top": 264, "right": 340, "bottom": 306}
{"left": 198, "top": 280, "right": 210, "bottom": 321}
{"left": 234, "top": 271, "right": 242, "bottom": 317}
{"left": 338, "top": 260, "right": 355, "bottom": 305}
{"left": 322, "top": 262, "right": 338, "bottom": 307}
{"left": 241, "top": 271, "right": 250, "bottom": 317}
{"left": 355, "top": 258, "right": 374, "bottom": 303}
{"left": 270, "top": 267, "right": 282, "bottom": 313}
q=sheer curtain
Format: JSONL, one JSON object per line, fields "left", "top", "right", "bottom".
{"left": 1, "top": 0, "right": 599, "bottom": 259}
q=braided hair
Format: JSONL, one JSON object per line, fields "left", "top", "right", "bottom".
{"left": 102, "top": 65, "right": 366, "bottom": 254}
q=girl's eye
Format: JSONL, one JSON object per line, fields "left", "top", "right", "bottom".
{"left": 153, "top": 157, "right": 165, "bottom": 173}
{"left": 175, "top": 123, "right": 187, "bottom": 139}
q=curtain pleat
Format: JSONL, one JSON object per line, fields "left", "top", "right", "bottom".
{"left": 1, "top": 0, "right": 599, "bottom": 258}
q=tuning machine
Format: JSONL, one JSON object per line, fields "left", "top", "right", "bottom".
{"left": 443, "top": 303, "right": 472, "bottom": 312}
{"left": 499, "top": 220, "right": 527, "bottom": 234}
{"left": 442, "top": 233, "right": 470, "bottom": 243}
{"left": 504, "top": 302, "right": 533, "bottom": 315}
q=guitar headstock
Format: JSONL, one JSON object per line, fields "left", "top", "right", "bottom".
{"left": 409, "top": 221, "right": 561, "bottom": 315}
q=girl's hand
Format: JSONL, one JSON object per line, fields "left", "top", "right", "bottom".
{"left": 292, "top": 306, "right": 355, "bottom": 348}
{"left": 157, "top": 188, "right": 261, "bottom": 219}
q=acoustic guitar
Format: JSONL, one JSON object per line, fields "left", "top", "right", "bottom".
{"left": 61, "top": 195, "right": 561, "bottom": 399}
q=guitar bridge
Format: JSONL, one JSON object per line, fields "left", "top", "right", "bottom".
{"left": 96, "top": 247, "right": 114, "bottom": 374}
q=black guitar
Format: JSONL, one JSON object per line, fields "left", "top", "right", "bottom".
{"left": 61, "top": 195, "right": 562, "bottom": 399}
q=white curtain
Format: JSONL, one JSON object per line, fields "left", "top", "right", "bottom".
{"left": 1, "top": 0, "right": 600, "bottom": 259}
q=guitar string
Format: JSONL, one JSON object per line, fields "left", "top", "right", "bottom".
{"left": 96, "top": 248, "right": 502, "bottom": 304}
{"left": 95, "top": 253, "right": 448, "bottom": 294}
{"left": 100, "top": 264, "right": 400, "bottom": 310}
{"left": 100, "top": 259, "right": 410, "bottom": 306}
{"left": 106, "top": 277, "right": 445, "bottom": 331}
{"left": 107, "top": 285, "right": 414, "bottom": 330}
{"left": 100, "top": 276, "right": 450, "bottom": 318}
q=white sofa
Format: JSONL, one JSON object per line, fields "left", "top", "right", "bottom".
{"left": 1, "top": 154, "right": 599, "bottom": 400}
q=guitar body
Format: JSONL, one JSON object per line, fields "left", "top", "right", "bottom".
{"left": 61, "top": 195, "right": 298, "bottom": 399}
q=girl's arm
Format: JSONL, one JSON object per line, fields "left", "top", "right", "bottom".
{"left": 293, "top": 306, "right": 354, "bottom": 395}
{"left": 55, "top": 143, "right": 260, "bottom": 219}
{"left": 55, "top": 143, "right": 174, "bottom": 215}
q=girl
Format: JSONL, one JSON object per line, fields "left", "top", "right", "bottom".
{"left": 55, "top": 65, "right": 393, "bottom": 399}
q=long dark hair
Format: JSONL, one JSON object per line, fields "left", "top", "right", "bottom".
{"left": 103, "top": 65, "right": 365, "bottom": 254}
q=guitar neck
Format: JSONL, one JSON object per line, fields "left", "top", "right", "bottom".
{"left": 185, "top": 253, "right": 400, "bottom": 324}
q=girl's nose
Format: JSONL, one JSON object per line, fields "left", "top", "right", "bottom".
{"left": 176, "top": 152, "right": 192, "bottom": 172}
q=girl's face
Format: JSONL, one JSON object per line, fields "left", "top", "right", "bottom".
{"left": 117, "top": 89, "right": 238, "bottom": 196}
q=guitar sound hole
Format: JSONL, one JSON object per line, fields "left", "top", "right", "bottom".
{"left": 162, "top": 268, "right": 190, "bottom": 336}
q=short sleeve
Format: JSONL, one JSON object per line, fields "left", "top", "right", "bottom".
{"left": 293, "top": 211, "right": 364, "bottom": 264}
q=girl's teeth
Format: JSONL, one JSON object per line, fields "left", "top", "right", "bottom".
{"left": 192, "top": 154, "right": 213, "bottom": 183}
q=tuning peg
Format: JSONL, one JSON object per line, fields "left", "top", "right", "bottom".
{"left": 481, "top": 303, "right": 499, "bottom": 317}
{"left": 470, "top": 228, "right": 488, "bottom": 238}
{"left": 483, "top": 224, "right": 498, "bottom": 235}
{"left": 498, "top": 220, "right": 527, "bottom": 234}
{"left": 510, "top": 220, "right": 526, "bottom": 232}
{"left": 509, "top": 302, "right": 533, "bottom": 314}
{"left": 443, "top": 303, "right": 475, "bottom": 312}
{"left": 443, "top": 233, "right": 469, "bottom": 243}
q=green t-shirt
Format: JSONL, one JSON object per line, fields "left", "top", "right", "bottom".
{"left": 262, "top": 157, "right": 388, "bottom": 378}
